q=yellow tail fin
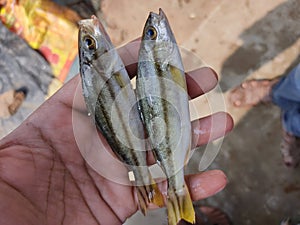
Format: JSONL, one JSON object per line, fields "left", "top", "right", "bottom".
{"left": 167, "top": 185, "right": 195, "bottom": 225}
{"left": 149, "top": 182, "right": 165, "bottom": 207}
{"left": 136, "top": 182, "right": 164, "bottom": 215}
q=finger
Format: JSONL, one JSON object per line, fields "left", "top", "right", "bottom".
{"left": 186, "top": 67, "right": 218, "bottom": 98}
{"left": 148, "top": 170, "right": 227, "bottom": 209}
{"left": 192, "top": 112, "right": 234, "bottom": 146}
{"left": 185, "top": 170, "right": 227, "bottom": 201}
{"left": 145, "top": 112, "right": 233, "bottom": 166}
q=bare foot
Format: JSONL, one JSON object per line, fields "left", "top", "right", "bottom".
{"left": 229, "top": 78, "right": 280, "bottom": 107}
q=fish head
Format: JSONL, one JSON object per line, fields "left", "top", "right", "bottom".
{"left": 142, "top": 9, "right": 175, "bottom": 44}
{"left": 78, "top": 16, "right": 114, "bottom": 119}
{"left": 78, "top": 15, "right": 111, "bottom": 64}
{"left": 140, "top": 9, "right": 182, "bottom": 71}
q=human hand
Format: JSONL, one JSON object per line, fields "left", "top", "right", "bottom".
{"left": 0, "top": 40, "right": 233, "bottom": 225}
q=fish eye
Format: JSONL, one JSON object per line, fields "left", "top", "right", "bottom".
{"left": 145, "top": 26, "right": 157, "bottom": 40}
{"left": 83, "top": 35, "right": 97, "bottom": 50}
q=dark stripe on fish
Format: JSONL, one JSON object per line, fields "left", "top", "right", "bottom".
{"left": 94, "top": 71, "right": 140, "bottom": 166}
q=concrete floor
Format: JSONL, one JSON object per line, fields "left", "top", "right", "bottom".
{"left": 99, "top": 0, "right": 300, "bottom": 224}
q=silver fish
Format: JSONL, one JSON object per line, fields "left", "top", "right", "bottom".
{"left": 78, "top": 15, "right": 164, "bottom": 214}
{"left": 136, "top": 9, "right": 195, "bottom": 225}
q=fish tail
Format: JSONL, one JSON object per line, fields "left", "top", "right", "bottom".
{"left": 136, "top": 182, "right": 165, "bottom": 215}
{"left": 167, "top": 185, "right": 195, "bottom": 225}
{"left": 149, "top": 181, "right": 165, "bottom": 207}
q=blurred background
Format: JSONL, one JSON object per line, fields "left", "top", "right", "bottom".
{"left": 0, "top": 0, "right": 300, "bottom": 224}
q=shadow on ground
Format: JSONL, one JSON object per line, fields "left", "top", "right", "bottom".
{"left": 219, "top": 0, "right": 300, "bottom": 91}
{"left": 188, "top": 103, "right": 300, "bottom": 225}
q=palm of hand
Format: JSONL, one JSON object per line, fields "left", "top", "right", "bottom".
{"left": 0, "top": 81, "right": 134, "bottom": 225}
{"left": 0, "top": 42, "right": 233, "bottom": 225}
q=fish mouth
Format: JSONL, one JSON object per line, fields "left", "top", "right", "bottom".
{"left": 149, "top": 8, "right": 167, "bottom": 21}
{"left": 78, "top": 19, "right": 96, "bottom": 37}
{"left": 145, "top": 8, "right": 175, "bottom": 43}
{"left": 78, "top": 18, "right": 93, "bottom": 28}
{"left": 79, "top": 16, "right": 107, "bottom": 36}
{"left": 78, "top": 15, "right": 99, "bottom": 27}
{"left": 159, "top": 8, "right": 166, "bottom": 17}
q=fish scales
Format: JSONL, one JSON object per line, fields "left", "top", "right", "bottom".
{"left": 78, "top": 16, "right": 164, "bottom": 214}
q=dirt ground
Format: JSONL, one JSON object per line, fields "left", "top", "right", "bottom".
{"left": 99, "top": 0, "right": 300, "bottom": 224}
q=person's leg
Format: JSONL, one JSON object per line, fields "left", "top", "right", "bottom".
{"left": 229, "top": 63, "right": 300, "bottom": 167}
{"left": 281, "top": 108, "right": 300, "bottom": 137}
{"left": 272, "top": 64, "right": 300, "bottom": 110}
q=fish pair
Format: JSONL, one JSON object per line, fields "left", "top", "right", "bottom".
{"left": 78, "top": 9, "right": 195, "bottom": 225}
